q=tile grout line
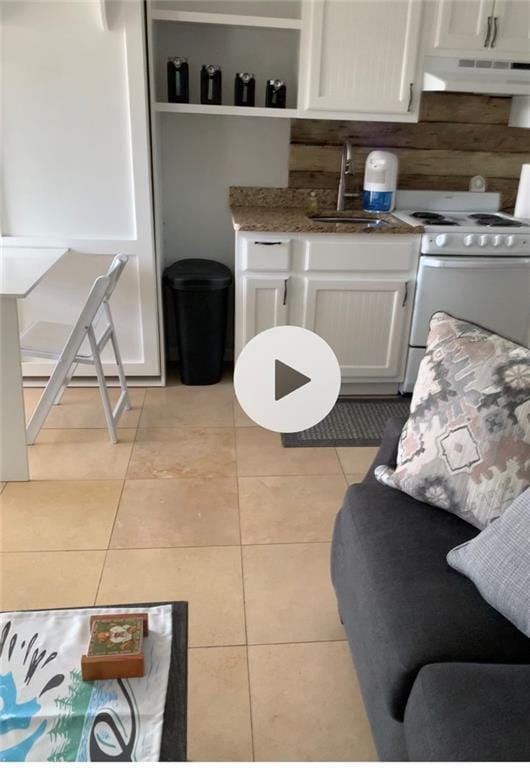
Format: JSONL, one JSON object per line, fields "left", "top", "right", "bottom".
{"left": 93, "top": 417, "right": 139, "bottom": 606}
{"left": 0, "top": 539, "right": 337, "bottom": 555}
{"left": 337, "top": 447, "right": 350, "bottom": 486}
{"left": 187, "top": 638, "right": 349, "bottom": 650}
{"left": 233, "top": 401, "right": 256, "bottom": 762}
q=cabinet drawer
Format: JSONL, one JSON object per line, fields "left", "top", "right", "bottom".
{"left": 303, "top": 237, "right": 418, "bottom": 273}
{"left": 242, "top": 239, "right": 291, "bottom": 272}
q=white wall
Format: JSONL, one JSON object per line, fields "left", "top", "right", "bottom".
{"left": 1, "top": 1, "right": 160, "bottom": 378}
{"left": 158, "top": 114, "right": 290, "bottom": 269}
{"left": 1, "top": 1, "right": 134, "bottom": 239}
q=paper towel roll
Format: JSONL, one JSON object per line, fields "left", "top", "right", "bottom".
{"left": 514, "top": 164, "right": 530, "bottom": 220}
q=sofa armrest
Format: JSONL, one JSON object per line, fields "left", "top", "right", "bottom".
{"left": 404, "top": 663, "right": 530, "bottom": 761}
{"left": 362, "top": 415, "right": 407, "bottom": 485}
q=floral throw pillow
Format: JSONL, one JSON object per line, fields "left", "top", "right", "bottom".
{"left": 375, "top": 312, "right": 530, "bottom": 529}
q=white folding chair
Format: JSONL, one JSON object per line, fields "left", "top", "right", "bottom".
{"left": 21, "top": 253, "right": 131, "bottom": 445}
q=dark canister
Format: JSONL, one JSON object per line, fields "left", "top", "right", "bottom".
{"left": 201, "top": 65, "right": 222, "bottom": 105}
{"left": 167, "top": 57, "right": 189, "bottom": 103}
{"left": 265, "top": 79, "right": 287, "bottom": 108}
{"left": 234, "top": 72, "right": 255, "bottom": 107}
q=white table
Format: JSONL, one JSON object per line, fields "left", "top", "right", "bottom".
{"left": 1, "top": 246, "right": 68, "bottom": 481}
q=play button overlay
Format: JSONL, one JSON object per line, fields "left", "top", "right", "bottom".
{"left": 234, "top": 326, "right": 341, "bottom": 433}
{"left": 275, "top": 359, "right": 311, "bottom": 401}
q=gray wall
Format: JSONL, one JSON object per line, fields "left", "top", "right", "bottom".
{"left": 159, "top": 113, "right": 290, "bottom": 269}
{"left": 158, "top": 113, "right": 291, "bottom": 359}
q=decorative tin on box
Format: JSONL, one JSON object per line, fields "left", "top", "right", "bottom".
{"left": 88, "top": 617, "right": 144, "bottom": 656}
{"left": 81, "top": 612, "right": 149, "bottom": 681}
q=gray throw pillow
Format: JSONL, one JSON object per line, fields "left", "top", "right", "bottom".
{"left": 447, "top": 488, "right": 530, "bottom": 637}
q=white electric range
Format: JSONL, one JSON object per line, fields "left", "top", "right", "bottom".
{"left": 392, "top": 191, "right": 530, "bottom": 392}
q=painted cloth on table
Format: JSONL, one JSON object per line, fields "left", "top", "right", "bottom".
{"left": 375, "top": 312, "right": 530, "bottom": 529}
{"left": 0, "top": 604, "right": 172, "bottom": 762}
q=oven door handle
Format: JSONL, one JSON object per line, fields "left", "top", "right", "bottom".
{"left": 421, "top": 257, "right": 530, "bottom": 269}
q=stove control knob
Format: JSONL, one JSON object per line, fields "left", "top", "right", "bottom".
{"left": 493, "top": 235, "right": 503, "bottom": 247}
{"left": 463, "top": 234, "right": 475, "bottom": 247}
{"left": 505, "top": 235, "right": 515, "bottom": 248}
{"left": 435, "top": 234, "right": 448, "bottom": 247}
{"left": 479, "top": 235, "right": 489, "bottom": 247}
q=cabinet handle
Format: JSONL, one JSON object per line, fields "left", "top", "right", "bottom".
{"left": 254, "top": 241, "right": 283, "bottom": 246}
{"left": 402, "top": 281, "right": 409, "bottom": 307}
{"left": 491, "top": 16, "right": 499, "bottom": 47}
{"left": 407, "top": 82, "right": 414, "bottom": 112}
{"left": 484, "top": 15, "right": 492, "bottom": 47}
{"left": 283, "top": 278, "right": 288, "bottom": 305}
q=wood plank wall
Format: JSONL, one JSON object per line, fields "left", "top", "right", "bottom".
{"left": 289, "top": 93, "right": 530, "bottom": 212}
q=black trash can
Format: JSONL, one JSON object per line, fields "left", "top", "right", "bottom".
{"left": 163, "top": 258, "right": 232, "bottom": 385}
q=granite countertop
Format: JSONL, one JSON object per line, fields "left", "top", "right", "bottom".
{"left": 229, "top": 187, "right": 424, "bottom": 235}
{"left": 231, "top": 206, "right": 423, "bottom": 234}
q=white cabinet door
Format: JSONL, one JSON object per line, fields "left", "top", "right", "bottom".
{"left": 433, "top": 0, "right": 496, "bottom": 50}
{"left": 492, "top": 0, "right": 530, "bottom": 55}
{"left": 301, "top": 277, "right": 410, "bottom": 379}
{"left": 238, "top": 275, "right": 288, "bottom": 354}
{"left": 300, "top": 0, "right": 423, "bottom": 117}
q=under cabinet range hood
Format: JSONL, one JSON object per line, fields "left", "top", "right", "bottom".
{"left": 423, "top": 56, "right": 530, "bottom": 96}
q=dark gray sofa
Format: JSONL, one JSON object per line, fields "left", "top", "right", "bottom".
{"left": 331, "top": 416, "right": 530, "bottom": 761}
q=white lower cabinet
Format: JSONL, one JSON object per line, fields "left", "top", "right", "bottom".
{"left": 237, "top": 274, "right": 289, "bottom": 352}
{"left": 235, "top": 232, "right": 420, "bottom": 392}
{"left": 300, "top": 276, "right": 410, "bottom": 380}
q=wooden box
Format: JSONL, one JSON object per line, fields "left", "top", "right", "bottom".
{"left": 81, "top": 613, "right": 149, "bottom": 681}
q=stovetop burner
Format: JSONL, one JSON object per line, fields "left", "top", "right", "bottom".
{"left": 409, "top": 210, "right": 525, "bottom": 229}
{"left": 469, "top": 215, "right": 523, "bottom": 228}
{"left": 411, "top": 211, "right": 459, "bottom": 226}
{"left": 411, "top": 212, "right": 446, "bottom": 220}
{"left": 468, "top": 213, "right": 504, "bottom": 221}
{"left": 424, "top": 219, "right": 458, "bottom": 226}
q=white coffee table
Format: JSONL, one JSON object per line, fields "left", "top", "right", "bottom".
{"left": 0, "top": 246, "right": 68, "bottom": 481}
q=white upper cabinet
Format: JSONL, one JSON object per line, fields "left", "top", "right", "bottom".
{"left": 491, "top": 0, "right": 530, "bottom": 55}
{"left": 432, "top": 0, "right": 530, "bottom": 56}
{"left": 299, "top": 0, "right": 424, "bottom": 120}
{"left": 433, "top": 0, "right": 495, "bottom": 50}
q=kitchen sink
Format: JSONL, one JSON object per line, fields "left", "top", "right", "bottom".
{"left": 309, "top": 215, "right": 389, "bottom": 228}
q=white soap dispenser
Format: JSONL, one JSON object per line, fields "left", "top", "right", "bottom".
{"left": 363, "top": 151, "right": 399, "bottom": 213}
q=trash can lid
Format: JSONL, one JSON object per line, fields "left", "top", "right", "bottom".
{"left": 163, "top": 259, "right": 232, "bottom": 291}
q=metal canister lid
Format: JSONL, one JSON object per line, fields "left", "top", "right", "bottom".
{"left": 268, "top": 79, "right": 284, "bottom": 90}
{"left": 237, "top": 72, "right": 255, "bottom": 83}
{"left": 204, "top": 64, "right": 221, "bottom": 74}
{"left": 168, "top": 57, "right": 187, "bottom": 68}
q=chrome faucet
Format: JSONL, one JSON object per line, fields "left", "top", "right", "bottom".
{"left": 336, "top": 141, "right": 359, "bottom": 211}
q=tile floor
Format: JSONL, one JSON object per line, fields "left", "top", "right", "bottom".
{"left": 0, "top": 379, "right": 378, "bottom": 761}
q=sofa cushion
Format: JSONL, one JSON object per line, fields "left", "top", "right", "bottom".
{"left": 448, "top": 488, "right": 530, "bottom": 637}
{"left": 375, "top": 312, "right": 530, "bottom": 529}
{"left": 332, "top": 473, "right": 530, "bottom": 721}
{"left": 404, "top": 663, "right": 530, "bottom": 760}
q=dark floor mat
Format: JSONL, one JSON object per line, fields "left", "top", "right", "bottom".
{"left": 281, "top": 397, "right": 411, "bottom": 447}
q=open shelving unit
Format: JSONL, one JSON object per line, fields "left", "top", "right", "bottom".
{"left": 154, "top": 102, "right": 298, "bottom": 118}
{"left": 148, "top": 0, "right": 301, "bottom": 117}
{"left": 146, "top": 0, "right": 301, "bottom": 354}
{"left": 150, "top": 8, "right": 302, "bottom": 30}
